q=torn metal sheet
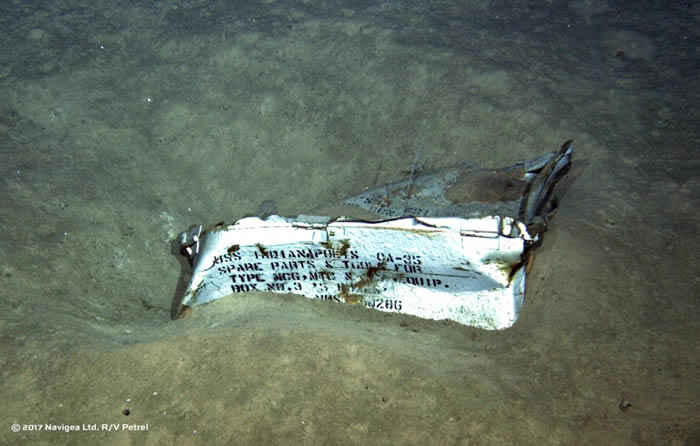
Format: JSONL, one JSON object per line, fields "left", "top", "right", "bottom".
{"left": 173, "top": 141, "right": 573, "bottom": 329}
{"left": 340, "top": 140, "right": 573, "bottom": 233}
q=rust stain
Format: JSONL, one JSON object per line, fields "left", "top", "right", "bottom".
{"left": 175, "top": 305, "right": 192, "bottom": 319}
{"left": 445, "top": 168, "right": 527, "bottom": 204}
{"left": 525, "top": 249, "right": 535, "bottom": 274}
{"left": 338, "top": 262, "right": 388, "bottom": 304}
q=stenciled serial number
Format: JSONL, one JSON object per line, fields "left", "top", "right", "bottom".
{"left": 313, "top": 295, "right": 404, "bottom": 312}
{"left": 365, "top": 298, "right": 403, "bottom": 311}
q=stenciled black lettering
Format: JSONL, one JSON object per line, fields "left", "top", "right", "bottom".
{"left": 272, "top": 272, "right": 301, "bottom": 281}
{"left": 218, "top": 264, "right": 238, "bottom": 274}
{"left": 394, "top": 263, "right": 422, "bottom": 274}
{"left": 316, "top": 294, "right": 342, "bottom": 302}
{"left": 405, "top": 276, "right": 441, "bottom": 287}
{"left": 230, "top": 283, "right": 258, "bottom": 293}
{"left": 376, "top": 252, "right": 395, "bottom": 263}
{"left": 229, "top": 273, "right": 265, "bottom": 283}
{"left": 270, "top": 260, "right": 315, "bottom": 270}
{"left": 213, "top": 252, "right": 241, "bottom": 264}
{"left": 253, "top": 249, "right": 284, "bottom": 260}
{"left": 308, "top": 271, "right": 335, "bottom": 281}
{"left": 341, "top": 260, "right": 373, "bottom": 269}
{"left": 235, "top": 262, "right": 263, "bottom": 272}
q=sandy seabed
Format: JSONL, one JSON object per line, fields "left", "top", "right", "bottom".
{"left": 0, "top": 1, "right": 698, "bottom": 445}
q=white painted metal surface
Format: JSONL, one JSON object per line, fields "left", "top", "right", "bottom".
{"left": 177, "top": 215, "right": 531, "bottom": 330}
